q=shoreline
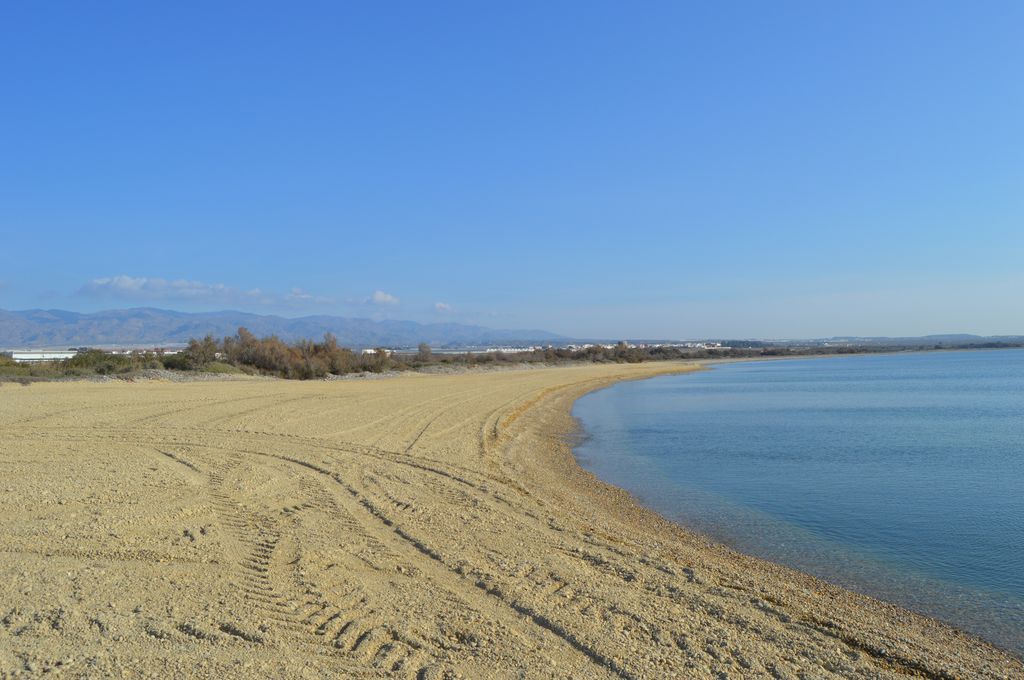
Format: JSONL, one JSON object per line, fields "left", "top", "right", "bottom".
{"left": 505, "top": 362, "right": 1024, "bottom": 670}
{"left": 565, "top": 354, "right": 1024, "bottom": 659}
{"left": 1, "top": 362, "right": 1020, "bottom": 678}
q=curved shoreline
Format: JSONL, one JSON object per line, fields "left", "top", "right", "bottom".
{"left": 503, "top": 362, "right": 1023, "bottom": 674}
{"left": 562, "top": 360, "right": 1024, "bottom": 659}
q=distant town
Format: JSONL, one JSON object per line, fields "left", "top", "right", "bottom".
{"left": 10, "top": 335, "right": 1024, "bottom": 366}
{"left": 5, "top": 342, "right": 733, "bottom": 363}
{"left": 4, "top": 347, "right": 183, "bottom": 363}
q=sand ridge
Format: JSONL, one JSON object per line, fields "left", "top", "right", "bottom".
{"left": 0, "top": 363, "right": 1020, "bottom": 678}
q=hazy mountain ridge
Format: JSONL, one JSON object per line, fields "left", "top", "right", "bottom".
{"left": 0, "top": 308, "right": 564, "bottom": 349}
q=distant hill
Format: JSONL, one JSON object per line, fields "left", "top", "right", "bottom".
{"left": 0, "top": 308, "right": 565, "bottom": 349}
{"left": 818, "top": 334, "right": 1024, "bottom": 346}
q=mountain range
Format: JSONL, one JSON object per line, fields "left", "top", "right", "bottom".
{"left": 0, "top": 308, "right": 564, "bottom": 349}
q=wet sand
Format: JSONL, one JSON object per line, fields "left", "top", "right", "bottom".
{"left": 1, "top": 363, "right": 1020, "bottom": 678}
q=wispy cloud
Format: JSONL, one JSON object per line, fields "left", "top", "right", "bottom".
{"left": 79, "top": 275, "right": 334, "bottom": 307}
{"left": 371, "top": 290, "right": 399, "bottom": 306}
{"left": 285, "top": 287, "right": 334, "bottom": 304}
{"left": 81, "top": 275, "right": 229, "bottom": 300}
{"left": 434, "top": 302, "right": 452, "bottom": 313}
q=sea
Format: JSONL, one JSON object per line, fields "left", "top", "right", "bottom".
{"left": 572, "top": 349, "right": 1024, "bottom": 656}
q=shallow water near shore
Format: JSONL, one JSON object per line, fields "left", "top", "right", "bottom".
{"left": 573, "top": 350, "right": 1024, "bottom": 656}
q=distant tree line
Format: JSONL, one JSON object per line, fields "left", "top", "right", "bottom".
{"left": 4, "top": 329, "right": 1023, "bottom": 384}
{"left": 165, "top": 328, "right": 391, "bottom": 378}
{"left": 161, "top": 331, "right": 938, "bottom": 378}
{"left": 0, "top": 349, "right": 166, "bottom": 382}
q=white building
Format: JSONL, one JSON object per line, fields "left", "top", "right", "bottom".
{"left": 9, "top": 351, "right": 78, "bottom": 363}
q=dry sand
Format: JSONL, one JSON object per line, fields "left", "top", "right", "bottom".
{"left": 1, "top": 363, "right": 1020, "bottom": 679}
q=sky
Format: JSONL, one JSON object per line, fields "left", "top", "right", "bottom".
{"left": 1, "top": 1, "right": 1022, "bottom": 339}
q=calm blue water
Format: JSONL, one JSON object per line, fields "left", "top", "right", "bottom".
{"left": 573, "top": 350, "right": 1024, "bottom": 656}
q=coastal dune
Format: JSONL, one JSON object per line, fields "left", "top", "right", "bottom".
{"left": 1, "top": 364, "right": 1019, "bottom": 678}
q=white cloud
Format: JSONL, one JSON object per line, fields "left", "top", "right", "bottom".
{"left": 285, "top": 287, "right": 334, "bottom": 304}
{"left": 79, "top": 275, "right": 333, "bottom": 307}
{"left": 371, "top": 290, "right": 399, "bottom": 305}
{"left": 81, "top": 275, "right": 229, "bottom": 300}
{"left": 434, "top": 302, "right": 452, "bottom": 313}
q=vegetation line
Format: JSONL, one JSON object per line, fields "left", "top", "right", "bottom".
{"left": 4, "top": 327, "right": 1022, "bottom": 383}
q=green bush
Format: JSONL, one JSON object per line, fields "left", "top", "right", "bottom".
{"left": 159, "top": 353, "right": 192, "bottom": 370}
{"left": 203, "top": 361, "right": 243, "bottom": 374}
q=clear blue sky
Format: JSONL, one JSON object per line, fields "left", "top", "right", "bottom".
{"left": 2, "top": 2, "right": 1021, "bottom": 338}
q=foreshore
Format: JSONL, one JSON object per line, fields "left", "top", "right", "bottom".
{"left": 1, "top": 362, "right": 1020, "bottom": 678}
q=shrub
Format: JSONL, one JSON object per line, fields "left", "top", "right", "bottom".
{"left": 203, "top": 361, "right": 243, "bottom": 374}
{"left": 160, "top": 353, "right": 193, "bottom": 370}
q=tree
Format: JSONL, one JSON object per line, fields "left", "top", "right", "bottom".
{"left": 417, "top": 342, "right": 432, "bottom": 362}
{"left": 185, "top": 334, "right": 220, "bottom": 368}
{"left": 363, "top": 348, "right": 391, "bottom": 373}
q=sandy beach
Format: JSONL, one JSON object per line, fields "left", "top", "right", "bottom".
{"left": 1, "top": 363, "right": 1020, "bottom": 679}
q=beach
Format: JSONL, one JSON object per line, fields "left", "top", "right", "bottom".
{"left": 1, "top": 363, "right": 1020, "bottom": 679}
